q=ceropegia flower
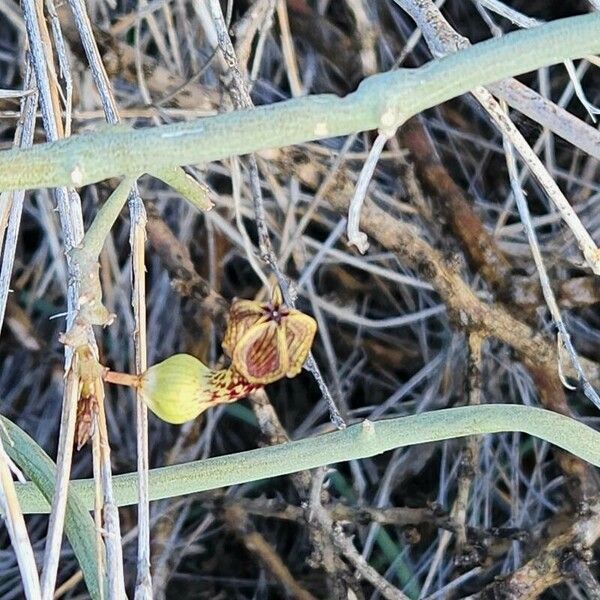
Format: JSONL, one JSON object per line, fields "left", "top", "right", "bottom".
{"left": 222, "top": 287, "right": 317, "bottom": 385}
{"left": 103, "top": 288, "right": 317, "bottom": 425}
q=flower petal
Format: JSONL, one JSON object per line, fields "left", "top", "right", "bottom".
{"left": 271, "top": 285, "right": 283, "bottom": 307}
{"left": 284, "top": 311, "right": 317, "bottom": 377}
{"left": 232, "top": 321, "right": 288, "bottom": 385}
{"left": 222, "top": 299, "right": 265, "bottom": 357}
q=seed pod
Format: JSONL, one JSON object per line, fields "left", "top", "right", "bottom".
{"left": 139, "top": 353, "right": 258, "bottom": 424}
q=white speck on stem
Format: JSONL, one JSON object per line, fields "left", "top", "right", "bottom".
{"left": 161, "top": 126, "right": 204, "bottom": 139}
{"left": 314, "top": 122, "right": 328, "bottom": 136}
{"left": 361, "top": 419, "right": 374, "bottom": 435}
{"left": 70, "top": 164, "right": 84, "bottom": 186}
{"left": 379, "top": 109, "right": 396, "bottom": 128}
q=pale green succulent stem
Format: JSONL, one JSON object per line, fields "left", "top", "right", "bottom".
{"left": 0, "top": 14, "right": 598, "bottom": 191}
{"left": 75, "top": 177, "right": 136, "bottom": 259}
{"left": 0, "top": 415, "right": 103, "bottom": 597}
{"left": 7, "top": 404, "right": 600, "bottom": 514}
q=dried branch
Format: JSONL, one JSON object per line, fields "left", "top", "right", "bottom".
{"left": 468, "top": 496, "right": 600, "bottom": 599}
{"left": 206, "top": 0, "right": 345, "bottom": 428}
{"left": 224, "top": 504, "right": 317, "bottom": 600}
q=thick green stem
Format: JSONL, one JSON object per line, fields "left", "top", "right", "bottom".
{"left": 8, "top": 404, "right": 600, "bottom": 514}
{"left": 0, "top": 14, "right": 598, "bottom": 191}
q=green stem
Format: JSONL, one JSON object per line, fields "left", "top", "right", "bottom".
{"left": 78, "top": 177, "right": 136, "bottom": 259}
{"left": 151, "top": 166, "right": 214, "bottom": 211}
{"left": 8, "top": 404, "right": 600, "bottom": 514}
{"left": 0, "top": 14, "right": 598, "bottom": 191}
{"left": 64, "top": 177, "right": 136, "bottom": 331}
{"left": 0, "top": 416, "right": 103, "bottom": 598}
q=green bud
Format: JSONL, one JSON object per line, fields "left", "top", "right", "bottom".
{"left": 140, "top": 354, "right": 213, "bottom": 424}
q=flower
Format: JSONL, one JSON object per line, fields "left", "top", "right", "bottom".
{"left": 222, "top": 287, "right": 317, "bottom": 385}
{"left": 105, "top": 289, "right": 318, "bottom": 425}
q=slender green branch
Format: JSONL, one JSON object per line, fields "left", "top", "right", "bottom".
{"left": 8, "top": 404, "right": 600, "bottom": 514}
{"left": 151, "top": 166, "right": 214, "bottom": 211}
{"left": 61, "top": 178, "right": 135, "bottom": 337}
{"left": 0, "top": 14, "right": 598, "bottom": 192}
{"left": 77, "top": 177, "right": 135, "bottom": 259}
{"left": 0, "top": 416, "right": 103, "bottom": 598}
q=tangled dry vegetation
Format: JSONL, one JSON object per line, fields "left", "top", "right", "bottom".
{"left": 1, "top": 0, "right": 600, "bottom": 598}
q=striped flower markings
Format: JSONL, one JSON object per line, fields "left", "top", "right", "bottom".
{"left": 223, "top": 286, "right": 318, "bottom": 385}
{"left": 102, "top": 287, "right": 317, "bottom": 425}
